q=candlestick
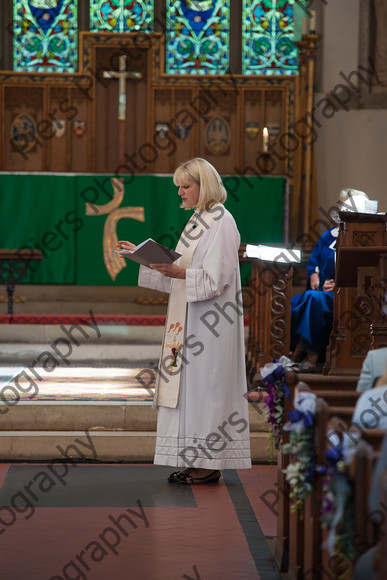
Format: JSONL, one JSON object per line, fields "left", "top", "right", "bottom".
{"left": 309, "top": 10, "right": 317, "bottom": 33}
{"left": 262, "top": 127, "right": 269, "bottom": 152}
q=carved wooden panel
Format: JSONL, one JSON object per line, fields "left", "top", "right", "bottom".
{"left": 0, "top": 34, "right": 298, "bottom": 180}
{"left": 326, "top": 285, "right": 374, "bottom": 374}
{"left": 265, "top": 89, "right": 285, "bottom": 176}
{"left": 198, "top": 90, "right": 239, "bottom": 175}
{"left": 353, "top": 231, "right": 376, "bottom": 246}
{"left": 49, "top": 87, "right": 69, "bottom": 172}
{"left": 5, "top": 86, "right": 43, "bottom": 110}
{"left": 246, "top": 261, "right": 293, "bottom": 374}
{"left": 243, "top": 89, "right": 262, "bottom": 174}
{"left": 71, "top": 88, "right": 91, "bottom": 173}
{"left": 152, "top": 88, "right": 174, "bottom": 174}
{"left": 5, "top": 86, "right": 44, "bottom": 171}
{"left": 94, "top": 46, "right": 148, "bottom": 174}
{"left": 372, "top": 254, "right": 387, "bottom": 346}
{"left": 341, "top": 221, "right": 386, "bottom": 248}
{"left": 326, "top": 216, "right": 387, "bottom": 375}
{"left": 270, "top": 271, "right": 292, "bottom": 360}
{"left": 173, "top": 88, "right": 196, "bottom": 167}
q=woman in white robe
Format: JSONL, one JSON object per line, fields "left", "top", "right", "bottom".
{"left": 119, "top": 158, "right": 251, "bottom": 484}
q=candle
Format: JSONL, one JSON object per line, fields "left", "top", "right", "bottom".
{"left": 310, "top": 10, "right": 317, "bottom": 33}
{"left": 302, "top": 17, "right": 308, "bottom": 36}
{"left": 263, "top": 127, "right": 269, "bottom": 153}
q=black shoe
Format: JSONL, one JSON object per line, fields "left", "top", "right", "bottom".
{"left": 179, "top": 470, "right": 221, "bottom": 485}
{"left": 167, "top": 471, "right": 184, "bottom": 483}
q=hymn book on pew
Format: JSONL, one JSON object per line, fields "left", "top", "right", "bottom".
{"left": 116, "top": 238, "right": 181, "bottom": 269}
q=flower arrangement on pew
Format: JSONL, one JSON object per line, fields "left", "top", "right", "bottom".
{"left": 319, "top": 428, "right": 359, "bottom": 565}
{"left": 260, "top": 356, "right": 293, "bottom": 450}
{"left": 283, "top": 390, "right": 317, "bottom": 511}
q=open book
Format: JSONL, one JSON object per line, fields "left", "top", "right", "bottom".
{"left": 116, "top": 238, "right": 181, "bottom": 269}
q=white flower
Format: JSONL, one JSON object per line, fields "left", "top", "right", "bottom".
{"left": 259, "top": 356, "right": 293, "bottom": 380}
{"left": 326, "top": 429, "right": 360, "bottom": 465}
{"left": 284, "top": 462, "right": 301, "bottom": 477}
{"left": 283, "top": 391, "right": 317, "bottom": 432}
{"left": 260, "top": 362, "right": 279, "bottom": 380}
{"left": 326, "top": 430, "right": 340, "bottom": 450}
{"left": 278, "top": 356, "right": 294, "bottom": 368}
{"left": 295, "top": 391, "right": 317, "bottom": 415}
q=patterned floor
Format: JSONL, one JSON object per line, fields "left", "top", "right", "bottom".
{"left": 0, "top": 463, "right": 280, "bottom": 580}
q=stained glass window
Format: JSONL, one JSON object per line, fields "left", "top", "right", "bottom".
{"left": 166, "top": 0, "right": 230, "bottom": 75}
{"left": 90, "top": 1, "right": 154, "bottom": 32}
{"left": 242, "top": 0, "right": 298, "bottom": 76}
{"left": 13, "top": 0, "right": 78, "bottom": 73}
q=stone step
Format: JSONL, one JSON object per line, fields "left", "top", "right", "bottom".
{"left": 0, "top": 402, "right": 157, "bottom": 432}
{"left": 6, "top": 284, "right": 166, "bottom": 302}
{"left": 0, "top": 324, "right": 165, "bottom": 344}
{"left": 0, "top": 343, "right": 161, "bottom": 365}
{"left": 0, "top": 302, "right": 168, "bottom": 315}
{"left": 0, "top": 431, "right": 272, "bottom": 462}
{"left": 0, "top": 401, "right": 268, "bottom": 434}
{"left": 0, "top": 324, "right": 249, "bottom": 345}
{"left": 1, "top": 285, "right": 169, "bottom": 315}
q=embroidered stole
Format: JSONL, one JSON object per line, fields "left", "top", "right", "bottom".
{"left": 153, "top": 207, "right": 218, "bottom": 409}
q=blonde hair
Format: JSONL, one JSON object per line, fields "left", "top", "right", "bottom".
{"left": 173, "top": 157, "right": 227, "bottom": 210}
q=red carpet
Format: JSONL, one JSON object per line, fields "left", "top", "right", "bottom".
{"left": 0, "top": 314, "right": 250, "bottom": 325}
{"left": 0, "top": 464, "right": 278, "bottom": 580}
{"left": 0, "top": 314, "right": 167, "bottom": 325}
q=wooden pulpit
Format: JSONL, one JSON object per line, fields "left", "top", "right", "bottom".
{"left": 240, "top": 243, "right": 295, "bottom": 382}
{"left": 325, "top": 212, "right": 387, "bottom": 375}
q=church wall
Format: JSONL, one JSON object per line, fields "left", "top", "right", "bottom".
{"left": 314, "top": 0, "right": 387, "bottom": 214}
{"left": 315, "top": 108, "right": 387, "bottom": 209}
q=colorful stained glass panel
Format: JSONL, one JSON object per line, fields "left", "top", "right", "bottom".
{"left": 166, "top": 0, "right": 230, "bottom": 75}
{"left": 242, "top": 0, "right": 298, "bottom": 76}
{"left": 13, "top": 0, "right": 78, "bottom": 73}
{"left": 90, "top": 0, "right": 154, "bottom": 32}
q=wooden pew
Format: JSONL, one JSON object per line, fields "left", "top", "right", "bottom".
{"left": 353, "top": 439, "right": 379, "bottom": 557}
{"left": 273, "top": 371, "right": 298, "bottom": 572}
{"left": 352, "top": 430, "right": 385, "bottom": 559}
{"left": 301, "top": 396, "right": 330, "bottom": 580}
{"left": 283, "top": 383, "right": 333, "bottom": 580}
{"left": 273, "top": 375, "right": 368, "bottom": 579}
{"left": 308, "top": 390, "right": 360, "bottom": 408}
{"left": 319, "top": 428, "right": 386, "bottom": 579}
{"left": 298, "top": 373, "right": 359, "bottom": 392}
{"left": 284, "top": 382, "right": 358, "bottom": 580}
{"left": 380, "top": 469, "right": 387, "bottom": 579}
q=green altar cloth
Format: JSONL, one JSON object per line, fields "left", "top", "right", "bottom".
{"left": 0, "top": 174, "right": 285, "bottom": 285}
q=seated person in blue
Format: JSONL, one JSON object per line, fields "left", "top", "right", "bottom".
{"left": 291, "top": 226, "right": 337, "bottom": 372}
{"left": 291, "top": 188, "right": 370, "bottom": 372}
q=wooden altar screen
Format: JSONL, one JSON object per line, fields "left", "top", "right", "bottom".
{"left": 241, "top": 244, "right": 293, "bottom": 381}
{"left": 325, "top": 212, "right": 387, "bottom": 375}
{"left": 0, "top": 31, "right": 323, "bottom": 240}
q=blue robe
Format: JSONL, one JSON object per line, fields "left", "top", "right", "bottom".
{"left": 291, "top": 227, "right": 337, "bottom": 356}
